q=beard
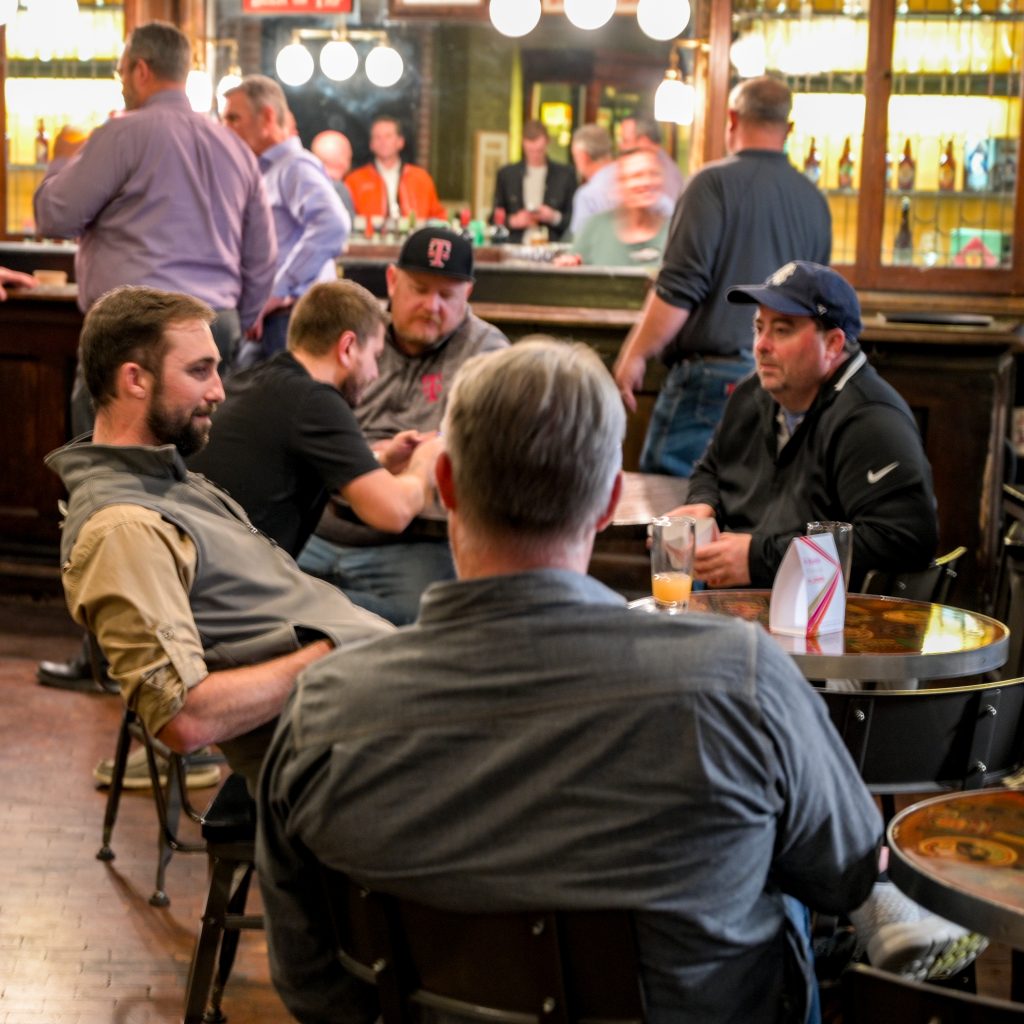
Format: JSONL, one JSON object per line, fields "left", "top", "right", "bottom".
{"left": 146, "top": 399, "right": 215, "bottom": 457}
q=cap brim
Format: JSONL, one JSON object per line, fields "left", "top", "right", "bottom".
{"left": 726, "top": 284, "right": 815, "bottom": 317}
{"left": 396, "top": 261, "right": 474, "bottom": 282}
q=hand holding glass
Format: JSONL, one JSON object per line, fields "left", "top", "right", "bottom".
{"left": 651, "top": 516, "right": 696, "bottom": 612}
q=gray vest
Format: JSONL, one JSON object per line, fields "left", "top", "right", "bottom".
{"left": 46, "top": 439, "right": 391, "bottom": 786}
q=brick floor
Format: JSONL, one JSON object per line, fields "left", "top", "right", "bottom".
{"left": 0, "top": 595, "right": 291, "bottom": 1023}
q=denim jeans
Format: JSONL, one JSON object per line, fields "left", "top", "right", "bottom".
{"left": 639, "top": 352, "right": 755, "bottom": 477}
{"left": 231, "top": 308, "right": 291, "bottom": 375}
{"left": 298, "top": 534, "right": 455, "bottom": 626}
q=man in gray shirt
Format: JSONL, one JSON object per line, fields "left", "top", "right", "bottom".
{"left": 258, "top": 338, "right": 884, "bottom": 1023}
{"left": 614, "top": 75, "right": 831, "bottom": 477}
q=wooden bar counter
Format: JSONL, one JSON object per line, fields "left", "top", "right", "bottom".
{"left": 2, "top": 240, "right": 1021, "bottom": 609}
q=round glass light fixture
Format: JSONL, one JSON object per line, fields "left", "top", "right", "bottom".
{"left": 654, "top": 76, "right": 696, "bottom": 126}
{"left": 564, "top": 0, "right": 615, "bottom": 31}
{"left": 729, "top": 33, "right": 766, "bottom": 78}
{"left": 216, "top": 70, "right": 243, "bottom": 102}
{"left": 320, "top": 39, "right": 359, "bottom": 82}
{"left": 365, "top": 44, "right": 404, "bottom": 87}
{"left": 186, "top": 68, "right": 214, "bottom": 113}
{"left": 489, "top": 0, "right": 541, "bottom": 38}
{"left": 0, "top": 0, "right": 18, "bottom": 28}
{"left": 637, "top": 0, "right": 691, "bottom": 40}
{"left": 276, "top": 42, "right": 314, "bottom": 87}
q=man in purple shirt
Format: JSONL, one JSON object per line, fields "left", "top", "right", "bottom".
{"left": 34, "top": 20, "right": 276, "bottom": 429}
{"left": 222, "top": 75, "right": 349, "bottom": 369}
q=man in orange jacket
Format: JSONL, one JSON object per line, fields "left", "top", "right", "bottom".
{"left": 346, "top": 115, "right": 447, "bottom": 223}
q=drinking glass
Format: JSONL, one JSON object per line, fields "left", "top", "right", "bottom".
{"left": 806, "top": 521, "right": 854, "bottom": 588}
{"left": 650, "top": 516, "right": 696, "bottom": 612}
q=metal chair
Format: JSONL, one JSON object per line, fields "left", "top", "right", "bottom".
{"left": 861, "top": 545, "right": 968, "bottom": 605}
{"left": 841, "top": 963, "right": 1024, "bottom": 1022}
{"left": 818, "top": 675, "right": 1024, "bottom": 824}
{"left": 321, "top": 869, "right": 646, "bottom": 1024}
{"left": 182, "top": 773, "right": 262, "bottom": 1024}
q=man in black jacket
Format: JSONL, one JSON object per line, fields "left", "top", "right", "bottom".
{"left": 670, "top": 261, "right": 938, "bottom": 590}
{"left": 491, "top": 119, "right": 576, "bottom": 243}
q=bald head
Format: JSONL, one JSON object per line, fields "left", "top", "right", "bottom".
{"left": 311, "top": 130, "right": 353, "bottom": 182}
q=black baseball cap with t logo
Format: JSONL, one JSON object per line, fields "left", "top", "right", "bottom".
{"left": 396, "top": 227, "right": 475, "bottom": 282}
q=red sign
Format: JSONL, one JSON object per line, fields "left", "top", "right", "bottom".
{"left": 242, "top": 0, "right": 353, "bottom": 12}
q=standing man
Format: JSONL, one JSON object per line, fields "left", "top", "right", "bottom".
{"left": 46, "top": 286, "right": 390, "bottom": 792}
{"left": 345, "top": 115, "right": 448, "bottom": 223}
{"left": 310, "top": 129, "right": 356, "bottom": 223}
{"left": 491, "top": 119, "right": 576, "bottom": 243}
{"left": 619, "top": 114, "right": 686, "bottom": 205}
{"left": 257, "top": 339, "right": 884, "bottom": 1024}
{"left": 189, "top": 279, "right": 441, "bottom": 559}
{"left": 298, "top": 227, "right": 508, "bottom": 625}
{"left": 613, "top": 75, "right": 832, "bottom": 477}
{"left": 222, "top": 76, "right": 349, "bottom": 368}
{"left": 34, "top": 21, "right": 275, "bottom": 393}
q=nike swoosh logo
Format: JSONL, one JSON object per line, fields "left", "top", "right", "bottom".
{"left": 867, "top": 461, "right": 899, "bottom": 484}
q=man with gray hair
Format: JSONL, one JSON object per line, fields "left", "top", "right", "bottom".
{"left": 257, "top": 338, "right": 883, "bottom": 1023}
{"left": 619, "top": 113, "right": 686, "bottom": 203}
{"left": 223, "top": 75, "right": 349, "bottom": 368}
{"left": 614, "top": 75, "right": 832, "bottom": 477}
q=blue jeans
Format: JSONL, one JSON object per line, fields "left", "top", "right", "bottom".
{"left": 640, "top": 352, "right": 755, "bottom": 477}
{"left": 230, "top": 308, "right": 291, "bottom": 375}
{"left": 298, "top": 535, "right": 455, "bottom": 626}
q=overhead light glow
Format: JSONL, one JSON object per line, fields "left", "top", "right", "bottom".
{"left": 186, "top": 69, "right": 213, "bottom": 113}
{"left": 729, "top": 33, "right": 767, "bottom": 78}
{"left": 564, "top": 0, "right": 615, "bottom": 31}
{"left": 0, "top": 0, "right": 18, "bottom": 27}
{"left": 654, "top": 77, "right": 696, "bottom": 126}
{"left": 320, "top": 39, "right": 359, "bottom": 82}
{"left": 489, "top": 0, "right": 541, "bottom": 38}
{"left": 637, "top": 0, "right": 691, "bottom": 40}
{"left": 276, "top": 42, "right": 315, "bottom": 87}
{"left": 364, "top": 44, "right": 404, "bottom": 87}
{"left": 216, "top": 71, "right": 243, "bottom": 102}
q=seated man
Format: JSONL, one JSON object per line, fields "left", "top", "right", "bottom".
{"left": 46, "top": 286, "right": 391, "bottom": 793}
{"left": 298, "top": 227, "right": 508, "bottom": 625}
{"left": 672, "top": 261, "right": 938, "bottom": 591}
{"left": 257, "top": 339, "right": 884, "bottom": 1023}
{"left": 189, "top": 279, "right": 441, "bottom": 559}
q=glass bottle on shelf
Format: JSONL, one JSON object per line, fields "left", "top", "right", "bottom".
{"left": 458, "top": 207, "right": 474, "bottom": 243}
{"left": 35, "top": 119, "right": 50, "bottom": 165}
{"left": 491, "top": 207, "right": 511, "bottom": 244}
{"left": 938, "top": 140, "right": 957, "bottom": 191}
{"left": 893, "top": 197, "right": 913, "bottom": 265}
{"left": 897, "top": 140, "right": 916, "bottom": 191}
{"left": 837, "top": 137, "right": 855, "bottom": 189}
{"left": 803, "top": 137, "right": 821, "bottom": 186}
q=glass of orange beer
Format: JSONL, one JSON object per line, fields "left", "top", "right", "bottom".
{"left": 650, "top": 516, "right": 696, "bottom": 613}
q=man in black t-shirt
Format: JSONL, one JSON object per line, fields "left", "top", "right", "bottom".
{"left": 190, "top": 279, "right": 440, "bottom": 558}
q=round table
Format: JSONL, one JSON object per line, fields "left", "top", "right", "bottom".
{"left": 631, "top": 590, "right": 1009, "bottom": 683}
{"left": 888, "top": 790, "right": 1024, "bottom": 948}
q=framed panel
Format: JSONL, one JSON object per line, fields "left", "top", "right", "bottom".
{"left": 473, "top": 130, "right": 509, "bottom": 221}
{"left": 389, "top": 0, "right": 488, "bottom": 16}
{"left": 541, "top": 0, "right": 638, "bottom": 11}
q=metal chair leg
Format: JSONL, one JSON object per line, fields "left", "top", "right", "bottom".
{"left": 96, "top": 708, "right": 134, "bottom": 863}
{"left": 183, "top": 850, "right": 238, "bottom": 1024}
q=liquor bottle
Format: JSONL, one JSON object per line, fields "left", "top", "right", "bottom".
{"left": 803, "top": 137, "right": 821, "bottom": 186}
{"left": 897, "top": 139, "right": 916, "bottom": 191}
{"left": 938, "top": 140, "right": 956, "bottom": 191}
{"left": 837, "top": 137, "right": 855, "bottom": 189}
{"left": 893, "top": 197, "right": 913, "bottom": 265}
{"left": 35, "top": 119, "right": 49, "bottom": 165}
{"left": 491, "top": 207, "right": 511, "bottom": 244}
{"left": 458, "top": 207, "right": 474, "bottom": 243}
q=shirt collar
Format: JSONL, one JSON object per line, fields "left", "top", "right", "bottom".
{"left": 259, "top": 135, "right": 300, "bottom": 172}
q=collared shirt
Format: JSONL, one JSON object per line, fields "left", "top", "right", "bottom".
{"left": 33, "top": 90, "right": 276, "bottom": 330}
{"left": 260, "top": 136, "right": 350, "bottom": 300}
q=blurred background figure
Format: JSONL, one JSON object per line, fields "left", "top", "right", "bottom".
{"left": 311, "top": 129, "right": 356, "bottom": 223}
{"left": 619, "top": 115, "right": 685, "bottom": 206}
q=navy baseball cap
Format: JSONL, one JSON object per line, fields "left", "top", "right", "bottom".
{"left": 396, "top": 227, "right": 475, "bottom": 282}
{"left": 726, "top": 261, "right": 862, "bottom": 341}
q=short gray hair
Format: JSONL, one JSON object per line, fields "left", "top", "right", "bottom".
{"left": 226, "top": 75, "right": 289, "bottom": 130}
{"left": 443, "top": 339, "right": 624, "bottom": 543}
{"left": 728, "top": 75, "right": 792, "bottom": 125}
{"left": 125, "top": 22, "right": 190, "bottom": 83}
{"left": 571, "top": 124, "right": 613, "bottom": 162}
{"left": 630, "top": 116, "right": 662, "bottom": 145}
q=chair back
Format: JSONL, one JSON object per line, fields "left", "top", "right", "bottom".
{"left": 841, "top": 963, "right": 1024, "bottom": 1022}
{"left": 819, "top": 678, "right": 1024, "bottom": 796}
{"left": 320, "top": 870, "right": 646, "bottom": 1024}
{"left": 861, "top": 545, "right": 968, "bottom": 605}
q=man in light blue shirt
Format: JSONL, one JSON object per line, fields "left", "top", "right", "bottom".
{"left": 223, "top": 76, "right": 350, "bottom": 369}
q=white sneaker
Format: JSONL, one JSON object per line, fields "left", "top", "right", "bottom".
{"left": 93, "top": 745, "right": 222, "bottom": 790}
{"left": 849, "top": 881, "right": 989, "bottom": 981}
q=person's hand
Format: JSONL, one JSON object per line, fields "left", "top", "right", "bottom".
{"left": 665, "top": 503, "right": 716, "bottom": 520}
{"left": 693, "top": 532, "right": 752, "bottom": 588}
{"left": 612, "top": 351, "right": 646, "bottom": 413}
{"left": 408, "top": 433, "right": 444, "bottom": 478}
{"left": 536, "top": 203, "right": 559, "bottom": 225}
{"left": 376, "top": 429, "right": 426, "bottom": 474}
{"left": 0, "top": 267, "right": 39, "bottom": 301}
{"left": 52, "top": 125, "right": 88, "bottom": 161}
{"left": 508, "top": 209, "right": 535, "bottom": 230}
{"left": 553, "top": 252, "right": 583, "bottom": 267}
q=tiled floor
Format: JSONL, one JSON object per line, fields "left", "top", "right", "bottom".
{"left": 0, "top": 592, "right": 1014, "bottom": 1023}
{"left": 0, "top": 594, "right": 291, "bottom": 1024}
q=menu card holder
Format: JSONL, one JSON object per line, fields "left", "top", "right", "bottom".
{"left": 769, "top": 534, "right": 846, "bottom": 636}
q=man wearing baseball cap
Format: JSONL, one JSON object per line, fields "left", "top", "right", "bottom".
{"left": 298, "top": 227, "right": 508, "bottom": 624}
{"left": 669, "top": 260, "right": 937, "bottom": 590}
